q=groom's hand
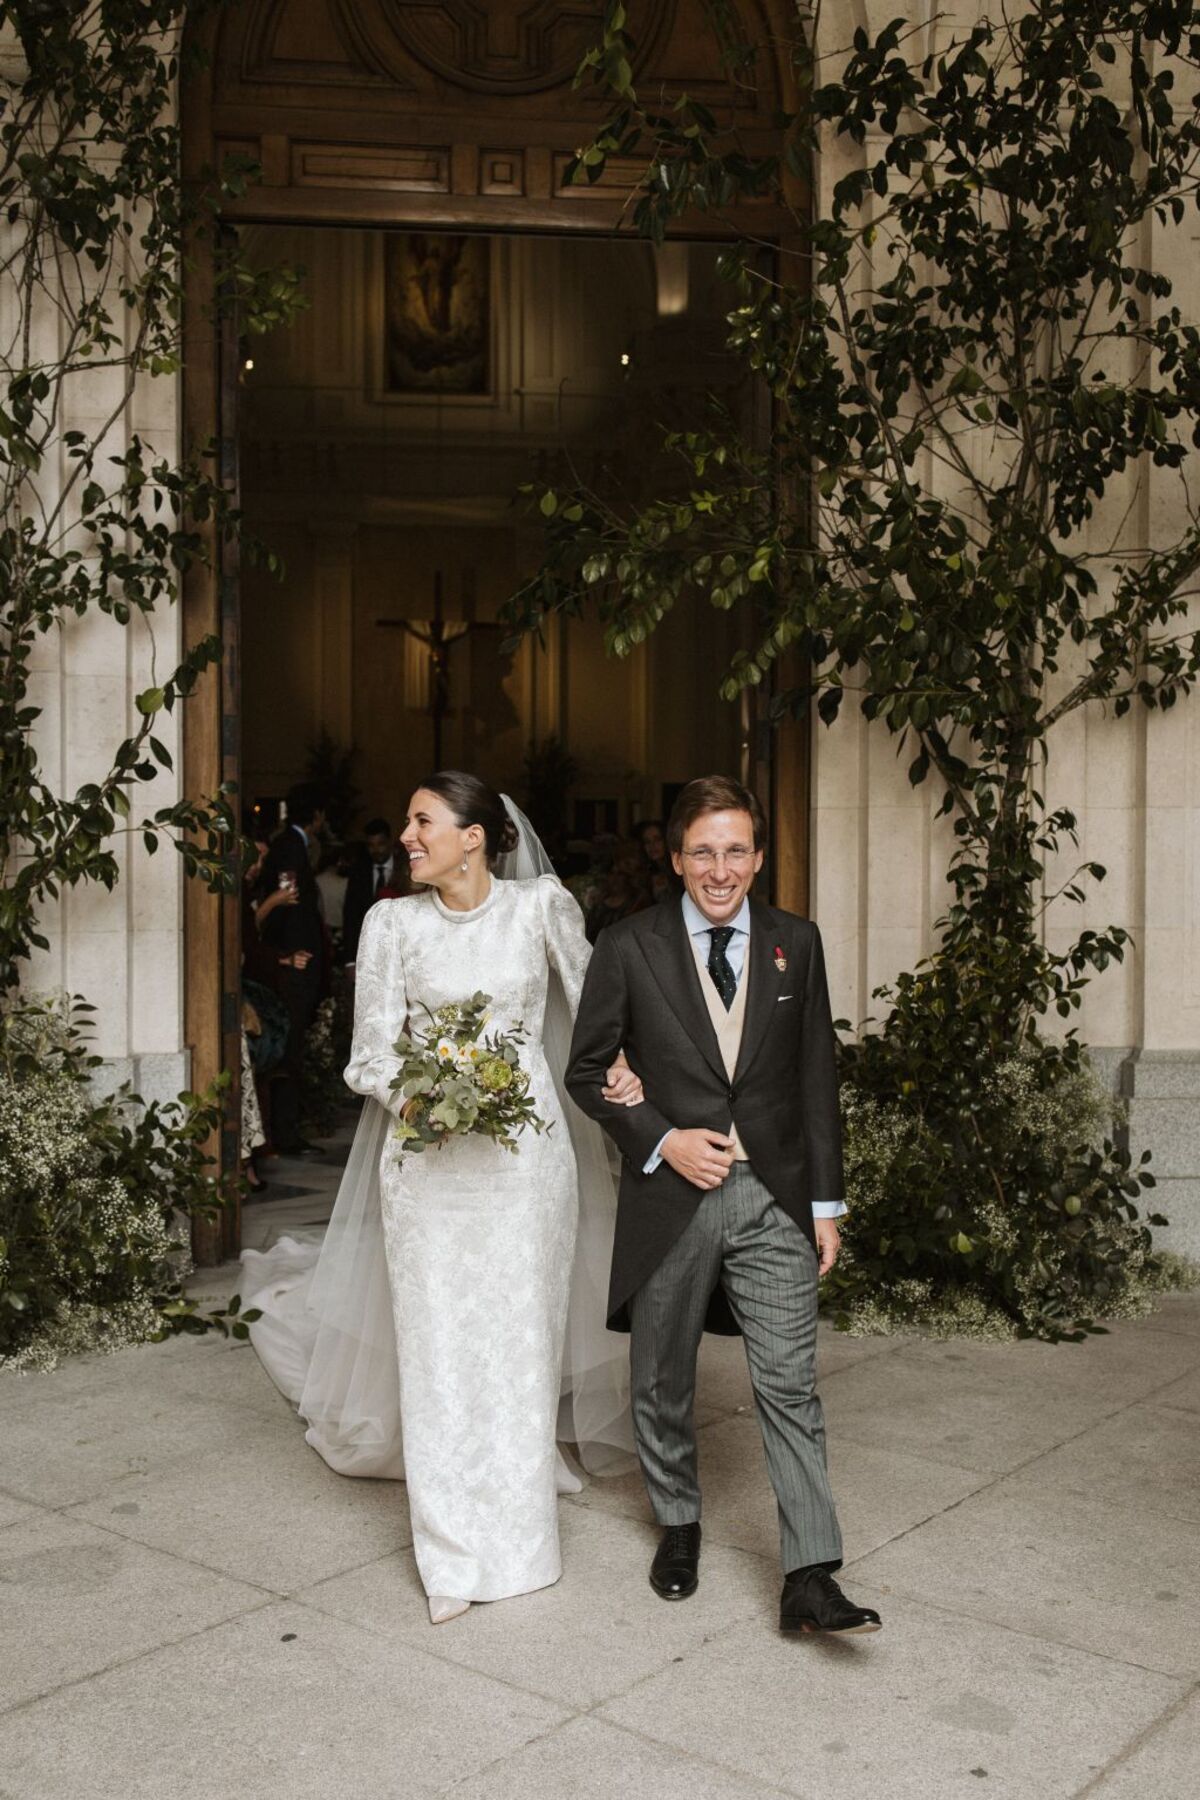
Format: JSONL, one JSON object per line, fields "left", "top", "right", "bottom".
{"left": 814, "top": 1217, "right": 841, "bottom": 1276}
{"left": 662, "top": 1129, "right": 736, "bottom": 1191}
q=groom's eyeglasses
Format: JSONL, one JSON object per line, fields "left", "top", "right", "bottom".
{"left": 680, "top": 847, "right": 755, "bottom": 870}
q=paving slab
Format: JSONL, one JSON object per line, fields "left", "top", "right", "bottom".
{"left": 820, "top": 1341, "right": 1132, "bottom": 1474}
{"left": 1151, "top": 1364, "right": 1200, "bottom": 1415}
{"left": 297, "top": 1504, "right": 769, "bottom": 1711}
{"left": 67, "top": 1424, "right": 412, "bottom": 1593}
{"left": 0, "top": 1598, "right": 568, "bottom": 1800}
{"left": 0, "top": 1492, "right": 43, "bottom": 1531}
{"left": 995, "top": 1402, "right": 1200, "bottom": 1525}
{"left": 5, "top": 1332, "right": 309, "bottom": 1430}
{"left": 0, "top": 1369, "right": 294, "bottom": 1510}
{"left": 1077, "top": 1688, "right": 1200, "bottom": 1798}
{"left": 0, "top": 1327, "right": 244, "bottom": 1410}
{"left": 0, "top": 1326, "right": 273, "bottom": 1423}
{"left": 142, "top": 1338, "right": 313, "bottom": 1424}
{"left": 599, "top": 1594, "right": 1184, "bottom": 1800}
{"left": 450, "top": 1713, "right": 797, "bottom": 1800}
{"left": 896, "top": 1321, "right": 1200, "bottom": 1406}
{"left": 1127, "top": 1291, "right": 1200, "bottom": 1339}
{"left": 0, "top": 1511, "right": 267, "bottom": 1713}
{"left": 815, "top": 1323, "right": 912, "bottom": 1378}
{"left": 851, "top": 1479, "right": 1200, "bottom": 1678}
{"left": 574, "top": 1409, "right": 990, "bottom": 1569}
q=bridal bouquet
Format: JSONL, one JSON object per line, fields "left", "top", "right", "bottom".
{"left": 388, "top": 991, "right": 551, "bottom": 1160}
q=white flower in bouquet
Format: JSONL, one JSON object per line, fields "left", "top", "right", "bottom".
{"left": 389, "top": 992, "right": 551, "bottom": 1161}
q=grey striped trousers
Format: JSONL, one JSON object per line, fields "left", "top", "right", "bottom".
{"left": 627, "top": 1161, "right": 843, "bottom": 1573}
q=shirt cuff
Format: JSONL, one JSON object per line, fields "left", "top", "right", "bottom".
{"left": 643, "top": 1130, "right": 674, "bottom": 1175}
{"left": 811, "top": 1200, "right": 848, "bottom": 1219}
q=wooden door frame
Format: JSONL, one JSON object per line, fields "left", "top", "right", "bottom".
{"left": 180, "top": 8, "right": 812, "bottom": 1254}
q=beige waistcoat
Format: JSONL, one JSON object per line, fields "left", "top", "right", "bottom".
{"left": 691, "top": 931, "right": 750, "bottom": 1161}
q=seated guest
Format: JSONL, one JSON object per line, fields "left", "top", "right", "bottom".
{"left": 343, "top": 816, "right": 410, "bottom": 965}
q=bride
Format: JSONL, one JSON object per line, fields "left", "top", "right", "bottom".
{"left": 241, "top": 772, "right": 637, "bottom": 1624}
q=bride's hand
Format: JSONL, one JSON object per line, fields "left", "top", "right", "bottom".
{"left": 603, "top": 1051, "right": 644, "bottom": 1107}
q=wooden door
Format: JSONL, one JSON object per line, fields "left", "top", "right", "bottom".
{"left": 181, "top": 0, "right": 810, "bottom": 1251}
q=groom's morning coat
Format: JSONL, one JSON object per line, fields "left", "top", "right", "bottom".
{"left": 565, "top": 897, "right": 845, "bottom": 1333}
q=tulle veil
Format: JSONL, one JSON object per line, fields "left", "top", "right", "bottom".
{"left": 240, "top": 796, "right": 634, "bottom": 1479}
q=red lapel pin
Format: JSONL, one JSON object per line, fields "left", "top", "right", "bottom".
{"left": 774, "top": 944, "right": 787, "bottom": 972}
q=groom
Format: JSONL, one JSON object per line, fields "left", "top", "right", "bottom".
{"left": 566, "top": 775, "right": 881, "bottom": 1635}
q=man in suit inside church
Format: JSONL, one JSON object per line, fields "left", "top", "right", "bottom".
{"left": 566, "top": 774, "right": 881, "bottom": 1636}
{"left": 342, "top": 816, "right": 408, "bottom": 966}
{"left": 259, "top": 782, "right": 326, "bottom": 1156}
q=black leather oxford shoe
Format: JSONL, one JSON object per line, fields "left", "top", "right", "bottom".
{"left": 649, "top": 1522, "right": 701, "bottom": 1600}
{"left": 780, "top": 1566, "right": 882, "bottom": 1635}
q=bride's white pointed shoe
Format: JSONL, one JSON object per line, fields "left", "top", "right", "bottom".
{"left": 555, "top": 1445, "right": 585, "bottom": 1495}
{"left": 427, "top": 1595, "right": 471, "bottom": 1625}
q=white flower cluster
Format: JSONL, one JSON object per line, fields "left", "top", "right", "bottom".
{"left": 834, "top": 1047, "right": 1196, "bottom": 1342}
{"left": 0, "top": 1071, "right": 95, "bottom": 1195}
{"left": 981, "top": 1051, "right": 1117, "bottom": 1156}
{"left": 1, "top": 1067, "right": 181, "bottom": 1372}
{"left": 1, "top": 1297, "right": 161, "bottom": 1375}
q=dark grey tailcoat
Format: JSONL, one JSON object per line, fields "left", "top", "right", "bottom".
{"left": 565, "top": 896, "right": 845, "bottom": 1333}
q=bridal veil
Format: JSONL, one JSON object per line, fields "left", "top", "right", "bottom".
{"left": 240, "top": 795, "right": 633, "bottom": 1478}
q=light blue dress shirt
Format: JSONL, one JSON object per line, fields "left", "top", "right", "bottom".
{"left": 640, "top": 895, "right": 847, "bottom": 1218}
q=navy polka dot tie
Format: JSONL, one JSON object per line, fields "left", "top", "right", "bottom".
{"left": 707, "top": 926, "right": 737, "bottom": 1010}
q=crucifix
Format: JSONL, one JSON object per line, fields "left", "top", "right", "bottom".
{"left": 376, "top": 569, "right": 482, "bottom": 767}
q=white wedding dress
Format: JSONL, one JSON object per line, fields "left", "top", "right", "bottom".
{"left": 242, "top": 849, "right": 631, "bottom": 1606}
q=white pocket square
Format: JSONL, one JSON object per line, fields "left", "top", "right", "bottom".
{"left": 777, "top": 995, "right": 795, "bottom": 1003}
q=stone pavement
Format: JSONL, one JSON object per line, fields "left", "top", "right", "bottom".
{"left": 2, "top": 1135, "right": 1199, "bottom": 1799}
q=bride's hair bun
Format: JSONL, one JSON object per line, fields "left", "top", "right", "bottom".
{"left": 420, "top": 770, "right": 518, "bottom": 865}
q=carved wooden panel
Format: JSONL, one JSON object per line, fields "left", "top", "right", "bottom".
{"left": 192, "top": 2, "right": 796, "bottom": 234}
{"left": 242, "top": 0, "right": 397, "bottom": 88}
{"left": 293, "top": 143, "right": 450, "bottom": 192}
{"left": 374, "top": 0, "right": 642, "bottom": 95}
{"left": 552, "top": 151, "right": 650, "bottom": 200}
{"left": 205, "top": 0, "right": 783, "bottom": 125}
{"left": 481, "top": 151, "right": 525, "bottom": 197}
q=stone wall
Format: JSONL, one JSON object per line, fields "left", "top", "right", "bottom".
{"left": 7, "top": 100, "right": 190, "bottom": 1091}
{"left": 808, "top": 2, "right": 1200, "bottom": 1258}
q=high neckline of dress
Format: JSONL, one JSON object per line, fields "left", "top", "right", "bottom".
{"left": 430, "top": 876, "right": 498, "bottom": 923}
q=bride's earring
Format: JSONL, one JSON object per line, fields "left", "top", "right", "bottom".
{"left": 460, "top": 852, "right": 469, "bottom": 872}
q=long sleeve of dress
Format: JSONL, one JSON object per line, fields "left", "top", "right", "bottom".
{"left": 343, "top": 900, "right": 408, "bottom": 1114}
{"left": 537, "top": 874, "right": 590, "bottom": 1020}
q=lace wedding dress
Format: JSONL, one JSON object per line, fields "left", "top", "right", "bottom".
{"left": 242, "top": 850, "right": 630, "bottom": 1606}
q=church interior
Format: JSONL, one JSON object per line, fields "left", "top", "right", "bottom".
{"left": 238, "top": 223, "right": 761, "bottom": 855}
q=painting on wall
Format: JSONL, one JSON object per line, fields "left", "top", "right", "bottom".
{"left": 383, "top": 232, "right": 490, "bottom": 394}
